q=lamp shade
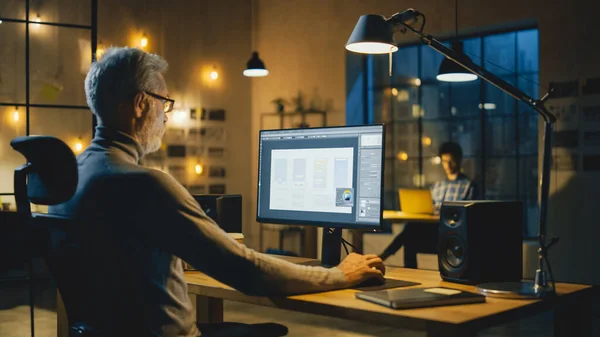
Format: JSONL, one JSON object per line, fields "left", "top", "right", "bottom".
{"left": 243, "top": 51, "right": 269, "bottom": 77}
{"left": 437, "top": 41, "right": 477, "bottom": 82}
{"left": 345, "top": 15, "right": 398, "bottom": 54}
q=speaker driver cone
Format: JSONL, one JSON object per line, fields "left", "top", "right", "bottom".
{"left": 445, "top": 236, "right": 465, "bottom": 268}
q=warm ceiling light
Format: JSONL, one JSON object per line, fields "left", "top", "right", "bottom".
{"left": 33, "top": 14, "right": 41, "bottom": 28}
{"left": 422, "top": 136, "right": 432, "bottom": 146}
{"left": 13, "top": 107, "right": 19, "bottom": 122}
{"left": 74, "top": 138, "right": 83, "bottom": 153}
{"left": 437, "top": 44, "right": 478, "bottom": 82}
{"left": 396, "top": 152, "right": 408, "bottom": 161}
{"left": 140, "top": 34, "right": 148, "bottom": 48}
{"left": 478, "top": 103, "right": 497, "bottom": 110}
{"left": 172, "top": 110, "right": 187, "bottom": 123}
{"left": 195, "top": 164, "right": 203, "bottom": 175}
{"left": 210, "top": 68, "right": 219, "bottom": 80}
{"left": 243, "top": 51, "right": 269, "bottom": 77}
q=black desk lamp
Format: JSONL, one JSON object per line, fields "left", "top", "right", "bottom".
{"left": 346, "top": 9, "right": 558, "bottom": 299}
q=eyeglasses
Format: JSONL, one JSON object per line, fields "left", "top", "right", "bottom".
{"left": 144, "top": 91, "right": 175, "bottom": 113}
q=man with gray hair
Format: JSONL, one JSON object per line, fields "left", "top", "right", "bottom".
{"left": 50, "top": 47, "right": 385, "bottom": 337}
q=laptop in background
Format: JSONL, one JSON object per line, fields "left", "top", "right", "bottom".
{"left": 398, "top": 189, "right": 434, "bottom": 214}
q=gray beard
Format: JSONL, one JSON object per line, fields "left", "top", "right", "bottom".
{"left": 136, "top": 115, "right": 163, "bottom": 156}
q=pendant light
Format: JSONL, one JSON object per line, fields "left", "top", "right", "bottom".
{"left": 436, "top": 0, "right": 477, "bottom": 82}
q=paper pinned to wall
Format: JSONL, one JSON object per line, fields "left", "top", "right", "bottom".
{"left": 78, "top": 38, "right": 92, "bottom": 75}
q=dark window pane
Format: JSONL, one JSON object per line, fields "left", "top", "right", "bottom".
{"left": 0, "top": 106, "right": 27, "bottom": 193}
{"left": 519, "top": 113, "right": 538, "bottom": 156}
{"left": 450, "top": 81, "right": 481, "bottom": 117}
{"left": 30, "top": 26, "right": 91, "bottom": 106}
{"left": 36, "top": 0, "right": 91, "bottom": 26}
{"left": 485, "top": 76, "right": 516, "bottom": 116}
{"left": 486, "top": 116, "right": 517, "bottom": 156}
{"left": 363, "top": 28, "right": 538, "bottom": 234}
{"left": 0, "top": 22, "right": 26, "bottom": 104}
{"left": 484, "top": 32, "right": 516, "bottom": 75}
{"left": 421, "top": 43, "right": 447, "bottom": 80}
{"left": 394, "top": 158, "right": 419, "bottom": 188}
{"left": 517, "top": 73, "right": 540, "bottom": 101}
{"left": 422, "top": 120, "right": 450, "bottom": 157}
{"left": 462, "top": 37, "right": 482, "bottom": 67}
{"left": 29, "top": 108, "right": 93, "bottom": 153}
{"left": 392, "top": 46, "right": 419, "bottom": 78}
{"left": 391, "top": 87, "right": 419, "bottom": 121}
{"left": 451, "top": 118, "right": 481, "bottom": 157}
{"left": 394, "top": 122, "right": 419, "bottom": 157}
{"left": 0, "top": 0, "right": 25, "bottom": 20}
{"left": 372, "top": 85, "right": 390, "bottom": 123}
{"left": 384, "top": 124, "right": 393, "bottom": 157}
{"left": 517, "top": 29, "right": 539, "bottom": 73}
{"left": 485, "top": 158, "right": 518, "bottom": 199}
{"left": 422, "top": 83, "right": 450, "bottom": 119}
{"left": 461, "top": 157, "right": 480, "bottom": 191}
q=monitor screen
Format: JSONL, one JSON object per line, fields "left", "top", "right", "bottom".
{"left": 256, "top": 124, "right": 385, "bottom": 229}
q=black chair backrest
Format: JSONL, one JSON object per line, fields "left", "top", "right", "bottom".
{"left": 10, "top": 136, "right": 93, "bottom": 335}
{"left": 10, "top": 136, "right": 78, "bottom": 206}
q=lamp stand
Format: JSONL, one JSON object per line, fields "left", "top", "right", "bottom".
{"left": 389, "top": 10, "right": 559, "bottom": 299}
{"left": 476, "top": 121, "right": 558, "bottom": 299}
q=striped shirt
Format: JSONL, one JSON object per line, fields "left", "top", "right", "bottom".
{"left": 430, "top": 174, "right": 477, "bottom": 213}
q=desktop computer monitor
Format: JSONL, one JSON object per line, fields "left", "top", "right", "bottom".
{"left": 256, "top": 124, "right": 385, "bottom": 266}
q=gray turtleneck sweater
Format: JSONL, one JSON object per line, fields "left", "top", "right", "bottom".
{"left": 49, "top": 127, "right": 347, "bottom": 337}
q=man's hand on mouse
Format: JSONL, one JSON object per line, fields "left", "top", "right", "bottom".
{"left": 337, "top": 253, "right": 385, "bottom": 286}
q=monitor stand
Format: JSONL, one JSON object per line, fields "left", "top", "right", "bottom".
{"left": 296, "top": 227, "right": 342, "bottom": 268}
{"left": 321, "top": 227, "right": 343, "bottom": 267}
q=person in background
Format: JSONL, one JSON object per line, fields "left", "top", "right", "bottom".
{"left": 379, "top": 141, "right": 477, "bottom": 266}
{"left": 431, "top": 141, "right": 477, "bottom": 214}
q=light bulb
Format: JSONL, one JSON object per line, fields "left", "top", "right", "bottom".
{"left": 172, "top": 110, "right": 187, "bottom": 123}
{"left": 414, "top": 78, "right": 422, "bottom": 86}
{"left": 96, "top": 42, "right": 105, "bottom": 59}
{"left": 74, "top": 139, "right": 83, "bottom": 153}
{"left": 0, "top": 20, "right": 3, "bottom": 24}
{"left": 391, "top": 88, "right": 398, "bottom": 96}
{"left": 396, "top": 152, "right": 408, "bottom": 161}
{"left": 34, "top": 14, "right": 41, "bottom": 28}
{"left": 210, "top": 70, "right": 219, "bottom": 80}
{"left": 431, "top": 156, "right": 442, "bottom": 165}
{"left": 13, "top": 108, "right": 19, "bottom": 122}
{"left": 422, "top": 136, "right": 432, "bottom": 146}
{"left": 195, "top": 164, "right": 203, "bottom": 175}
{"left": 140, "top": 35, "right": 148, "bottom": 48}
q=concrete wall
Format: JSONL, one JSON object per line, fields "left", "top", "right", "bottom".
{"left": 251, "top": 0, "right": 600, "bottom": 284}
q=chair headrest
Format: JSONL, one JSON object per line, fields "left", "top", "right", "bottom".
{"left": 10, "top": 136, "right": 78, "bottom": 205}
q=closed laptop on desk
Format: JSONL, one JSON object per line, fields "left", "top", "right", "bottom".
{"left": 356, "top": 287, "right": 485, "bottom": 309}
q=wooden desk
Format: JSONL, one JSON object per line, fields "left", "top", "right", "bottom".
{"left": 186, "top": 256, "right": 595, "bottom": 337}
{"left": 56, "top": 256, "right": 595, "bottom": 337}
{"left": 383, "top": 210, "right": 440, "bottom": 223}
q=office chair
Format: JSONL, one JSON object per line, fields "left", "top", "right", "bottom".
{"left": 11, "top": 135, "right": 99, "bottom": 337}
{"left": 11, "top": 135, "right": 288, "bottom": 337}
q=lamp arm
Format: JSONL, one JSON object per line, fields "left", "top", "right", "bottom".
{"left": 397, "top": 21, "right": 556, "bottom": 124}
{"left": 392, "top": 15, "right": 558, "bottom": 287}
